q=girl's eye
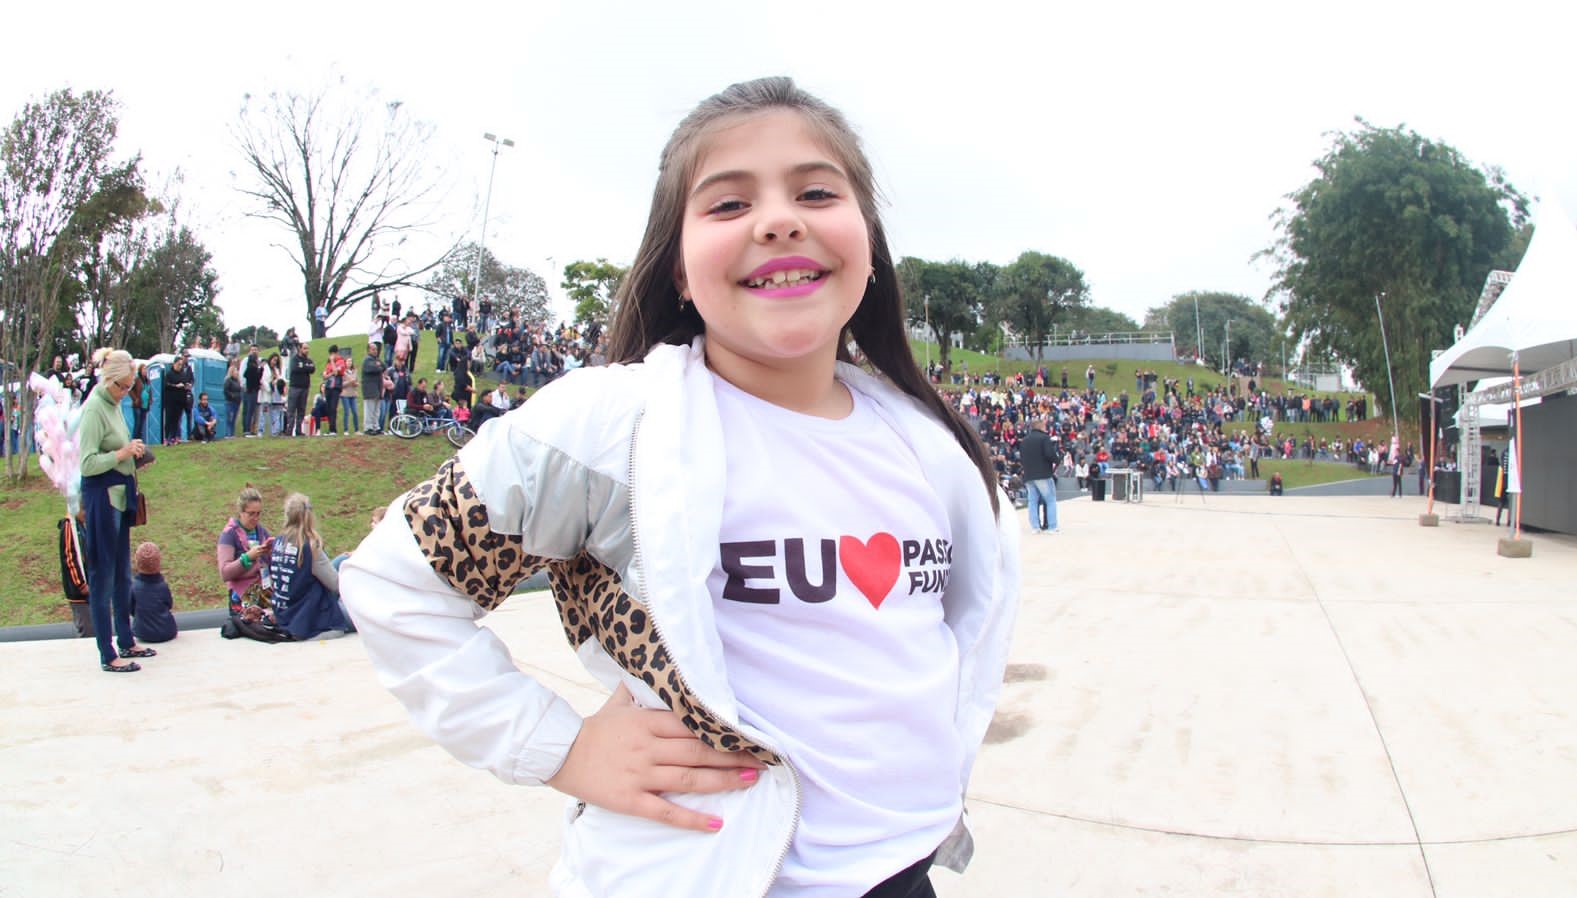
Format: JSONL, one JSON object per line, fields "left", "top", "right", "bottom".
{"left": 705, "top": 199, "right": 748, "bottom": 215}
{"left": 799, "top": 187, "right": 838, "bottom": 202}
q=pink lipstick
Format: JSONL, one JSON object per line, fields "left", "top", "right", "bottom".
{"left": 739, "top": 256, "right": 828, "bottom": 298}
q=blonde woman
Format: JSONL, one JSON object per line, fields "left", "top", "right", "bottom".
{"left": 266, "top": 493, "right": 355, "bottom": 640}
{"left": 78, "top": 349, "right": 156, "bottom": 672}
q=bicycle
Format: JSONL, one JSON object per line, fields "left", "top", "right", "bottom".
{"left": 386, "top": 411, "right": 475, "bottom": 449}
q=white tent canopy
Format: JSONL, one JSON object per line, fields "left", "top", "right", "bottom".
{"left": 1430, "top": 197, "right": 1577, "bottom": 389}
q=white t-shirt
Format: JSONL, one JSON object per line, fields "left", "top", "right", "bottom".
{"left": 707, "top": 375, "right": 962, "bottom": 898}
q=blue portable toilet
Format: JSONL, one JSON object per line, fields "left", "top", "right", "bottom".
{"left": 185, "top": 348, "right": 230, "bottom": 437}
{"left": 143, "top": 354, "right": 175, "bottom": 445}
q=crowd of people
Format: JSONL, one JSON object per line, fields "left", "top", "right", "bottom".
{"left": 930, "top": 366, "right": 1404, "bottom": 507}
{"left": 219, "top": 298, "right": 612, "bottom": 439}
{"left": 12, "top": 295, "right": 611, "bottom": 452}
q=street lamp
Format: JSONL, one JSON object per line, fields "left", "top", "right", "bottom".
{"left": 1374, "top": 291, "right": 1400, "bottom": 439}
{"left": 474, "top": 132, "right": 516, "bottom": 308}
{"left": 1193, "top": 295, "right": 1203, "bottom": 362}
{"left": 1223, "top": 319, "right": 1233, "bottom": 375}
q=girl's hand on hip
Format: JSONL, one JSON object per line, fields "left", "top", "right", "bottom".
{"left": 547, "top": 683, "right": 765, "bottom": 833}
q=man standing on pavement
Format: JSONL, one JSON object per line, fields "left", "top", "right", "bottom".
{"left": 286, "top": 342, "right": 315, "bottom": 436}
{"left": 1021, "top": 415, "right": 1060, "bottom": 534}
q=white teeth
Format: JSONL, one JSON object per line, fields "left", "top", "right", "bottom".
{"left": 743, "top": 269, "right": 822, "bottom": 288}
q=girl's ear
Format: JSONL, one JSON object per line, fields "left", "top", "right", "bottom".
{"left": 673, "top": 263, "right": 688, "bottom": 301}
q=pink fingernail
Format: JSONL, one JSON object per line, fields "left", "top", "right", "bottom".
{"left": 707, "top": 817, "right": 724, "bottom": 831}
{"left": 739, "top": 769, "right": 759, "bottom": 783}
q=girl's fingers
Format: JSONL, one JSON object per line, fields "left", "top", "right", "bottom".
{"left": 631, "top": 793, "right": 726, "bottom": 834}
{"left": 651, "top": 734, "right": 766, "bottom": 770}
{"left": 647, "top": 764, "right": 760, "bottom": 795}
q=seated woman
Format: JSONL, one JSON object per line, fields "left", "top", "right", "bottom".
{"left": 267, "top": 492, "right": 355, "bottom": 640}
{"left": 217, "top": 486, "right": 273, "bottom": 618}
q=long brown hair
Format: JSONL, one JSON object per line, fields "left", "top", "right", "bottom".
{"left": 608, "top": 77, "right": 999, "bottom": 515}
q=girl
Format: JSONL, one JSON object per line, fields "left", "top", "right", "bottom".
{"left": 266, "top": 354, "right": 287, "bottom": 436}
{"left": 343, "top": 77, "right": 1018, "bottom": 898}
{"left": 267, "top": 492, "right": 354, "bottom": 640}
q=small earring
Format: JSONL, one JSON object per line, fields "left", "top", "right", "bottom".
{"left": 868, "top": 271, "right": 877, "bottom": 285}
{"left": 678, "top": 293, "right": 690, "bottom": 311}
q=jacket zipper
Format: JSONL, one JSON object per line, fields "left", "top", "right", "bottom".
{"left": 624, "top": 408, "right": 802, "bottom": 898}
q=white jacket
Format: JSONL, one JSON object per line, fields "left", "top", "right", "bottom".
{"left": 342, "top": 338, "right": 1020, "bottom": 897}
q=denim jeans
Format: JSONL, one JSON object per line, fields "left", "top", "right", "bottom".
{"left": 1026, "top": 477, "right": 1058, "bottom": 532}
{"left": 242, "top": 394, "right": 259, "bottom": 434}
{"left": 87, "top": 506, "right": 134, "bottom": 665}
{"left": 437, "top": 341, "right": 451, "bottom": 373}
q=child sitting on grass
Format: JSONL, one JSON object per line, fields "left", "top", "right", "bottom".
{"left": 131, "top": 541, "right": 178, "bottom": 643}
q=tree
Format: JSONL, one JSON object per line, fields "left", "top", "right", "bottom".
{"left": 897, "top": 257, "right": 988, "bottom": 372}
{"left": 0, "top": 88, "right": 124, "bottom": 481}
{"left": 1065, "top": 305, "right": 1140, "bottom": 336}
{"left": 67, "top": 160, "right": 157, "bottom": 355}
{"left": 1266, "top": 120, "right": 1527, "bottom": 417}
{"left": 424, "top": 242, "right": 550, "bottom": 327}
{"left": 234, "top": 84, "right": 453, "bottom": 339}
{"left": 562, "top": 258, "right": 627, "bottom": 326}
{"left": 1144, "top": 291, "right": 1278, "bottom": 369}
{"left": 994, "top": 251, "right": 1089, "bottom": 360}
{"left": 120, "top": 224, "right": 222, "bottom": 358}
{"left": 232, "top": 325, "right": 280, "bottom": 349}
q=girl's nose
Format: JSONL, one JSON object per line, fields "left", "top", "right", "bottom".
{"left": 754, "top": 198, "right": 805, "bottom": 243}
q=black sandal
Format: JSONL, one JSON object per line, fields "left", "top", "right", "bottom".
{"left": 119, "top": 646, "right": 157, "bottom": 658}
{"left": 102, "top": 661, "right": 141, "bottom": 673}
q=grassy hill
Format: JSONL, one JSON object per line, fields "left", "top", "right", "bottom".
{"left": 911, "top": 340, "right": 1416, "bottom": 447}
{"left": 0, "top": 434, "right": 457, "bottom": 628}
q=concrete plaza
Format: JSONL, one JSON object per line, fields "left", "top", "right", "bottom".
{"left": 3, "top": 493, "right": 1575, "bottom": 897}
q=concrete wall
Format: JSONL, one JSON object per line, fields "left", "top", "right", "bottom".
{"left": 1004, "top": 343, "right": 1177, "bottom": 363}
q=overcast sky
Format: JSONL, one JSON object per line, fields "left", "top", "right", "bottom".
{"left": 4, "top": 0, "right": 1573, "bottom": 342}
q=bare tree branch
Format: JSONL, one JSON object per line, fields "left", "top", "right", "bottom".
{"left": 232, "top": 85, "right": 457, "bottom": 339}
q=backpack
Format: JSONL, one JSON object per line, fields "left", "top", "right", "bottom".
{"left": 58, "top": 517, "right": 90, "bottom": 603}
{"left": 220, "top": 613, "right": 295, "bottom": 643}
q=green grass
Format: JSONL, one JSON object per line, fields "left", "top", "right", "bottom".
{"left": 911, "top": 340, "right": 1364, "bottom": 402}
{"left": 0, "top": 434, "right": 457, "bottom": 628}
{"left": 1257, "top": 459, "right": 1384, "bottom": 490}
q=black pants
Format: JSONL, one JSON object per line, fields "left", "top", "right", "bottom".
{"left": 162, "top": 402, "right": 184, "bottom": 442}
{"left": 287, "top": 387, "right": 309, "bottom": 435}
{"left": 324, "top": 388, "right": 342, "bottom": 433}
{"left": 862, "top": 852, "right": 936, "bottom": 898}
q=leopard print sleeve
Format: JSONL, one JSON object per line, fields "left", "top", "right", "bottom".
{"left": 403, "top": 455, "right": 548, "bottom": 610}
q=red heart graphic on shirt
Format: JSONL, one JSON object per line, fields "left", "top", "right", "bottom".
{"left": 839, "top": 533, "right": 901, "bottom": 609}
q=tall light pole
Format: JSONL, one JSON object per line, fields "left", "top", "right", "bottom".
{"left": 1193, "top": 295, "right": 1203, "bottom": 362}
{"left": 474, "top": 132, "right": 515, "bottom": 308}
{"left": 1374, "top": 291, "right": 1400, "bottom": 438}
{"left": 1223, "top": 318, "right": 1233, "bottom": 375}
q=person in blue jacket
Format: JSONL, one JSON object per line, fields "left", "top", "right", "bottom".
{"left": 131, "top": 541, "right": 178, "bottom": 643}
{"left": 267, "top": 492, "right": 355, "bottom": 640}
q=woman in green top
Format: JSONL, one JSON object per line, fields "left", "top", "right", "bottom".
{"left": 78, "top": 349, "right": 156, "bottom": 672}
